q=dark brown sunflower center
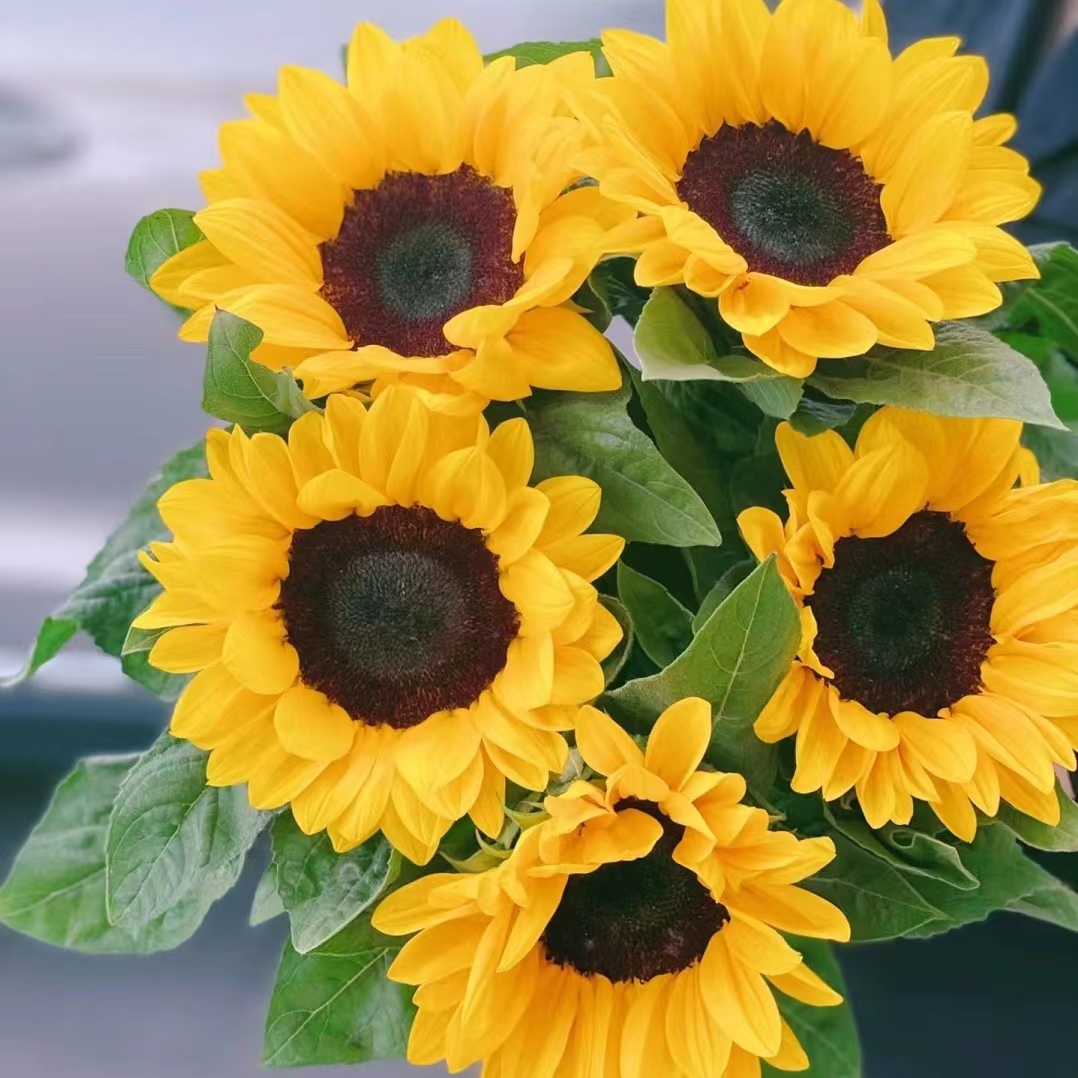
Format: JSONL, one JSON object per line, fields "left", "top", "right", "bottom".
{"left": 276, "top": 505, "right": 519, "bottom": 729}
{"left": 676, "top": 120, "right": 890, "bottom": 286}
{"left": 319, "top": 165, "right": 523, "bottom": 358}
{"left": 807, "top": 511, "right": 996, "bottom": 716}
{"left": 541, "top": 801, "right": 729, "bottom": 984}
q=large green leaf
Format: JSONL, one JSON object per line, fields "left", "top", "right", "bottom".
{"left": 805, "top": 835, "right": 945, "bottom": 942}
{"left": 810, "top": 822, "right": 1078, "bottom": 942}
{"left": 0, "top": 756, "right": 229, "bottom": 953}
{"left": 104, "top": 735, "right": 265, "bottom": 929}
{"left": 616, "top": 562, "right": 693, "bottom": 668}
{"left": 485, "top": 39, "right": 610, "bottom": 75}
{"left": 202, "top": 310, "right": 316, "bottom": 434}
{"left": 763, "top": 938, "right": 861, "bottom": 1078}
{"left": 270, "top": 812, "right": 397, "bottom": 954}
{"left": 996, "top": 785, "right": 1078, "bottom": 852}
{"left": 909, "top": 823, "right": 1078, "bottom": 938}
{"left": 523, "top": 386, "right": 721, "bottom": 547}
{"left": 604, "top": 558, "right": 799, "bottom": 791}
{"left": 8, "top": 441, "right": 207, "bottom": 695}
{"left": 262, "top": 915, "right": 413, "bottom": 1068}
{"left": 628, "top": 368, "right": 762, "bottom": 543}
{"left": 825, "top": 810, "right": 978, "bottom": 891}
{"left": 124, "top": 208, "right": 201, "bottom": 290}
{"left": 809, "top": 322, "right": 1063, "bottom": 428}
{"left": 633, "top": 288, "right": 802, "bottom": 419}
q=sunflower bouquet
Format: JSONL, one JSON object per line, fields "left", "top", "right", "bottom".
{"left": 3, "top": 1, "right": 1078, "bottom": 1075}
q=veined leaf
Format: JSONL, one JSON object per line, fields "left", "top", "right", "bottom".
{"left": 634, "top": 287, "right": 802, "bottom": 417}
{"left": 125, "top": 208, "right": 201, "bottom": 291}
{"left": 523, "top": 385, "right": 721, "bottom": 547}
{"left": 270, "top": 812, "right": 397, "bottom": 954}
{"left": 202, "top": 310, "right": 315, "bottom": 434}
{"left": 604, "top": 558, "right": 799, "bottom": 792}
{"left": 616, "top": 562, "right": 694, "bottom": 669}
{"left": 0, "top": 755, "right": 233, "bottom": 953}
{"left": 810, "top": 322, "right": 1063, "bottom": 428}
{"left": 105, "top": 734, "right": 265, "bottom": 929}
{"left": 262, "top": 915, "right": 413, "bottom": 1068}
{"left": 8, "top": 441, "right": 207, "bottom": 696}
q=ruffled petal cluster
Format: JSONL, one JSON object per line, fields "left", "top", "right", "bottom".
{"left": 152, "top": 19, "right": 630, "bottom": 411}
{"left": 374, "top": 699, "right": 849, "bottom": 1077}
{"left": 137, "top": 387, "right": 624, "bottom": 863}
{"left": 740, "top": 408, "right": 1078, "bottom": 838}
{"left": 576, "top": 0, "right": 1039, "bottom": 376}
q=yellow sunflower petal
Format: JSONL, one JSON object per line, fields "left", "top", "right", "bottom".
{"left": 645, "top": 697, "right": 713, "bottom": 790}
{"left": 274, "top": 684, "right": 356, "bottom": 761}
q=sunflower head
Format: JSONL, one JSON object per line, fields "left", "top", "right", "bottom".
{"left": 739, "top": 407, "right": 1078, "bottom": 840}
{"left": 150, "top": 19, "right": 631, "bottom": 412}
{"left": 373, "top": 698, "right": 850, "bottom": 1077}
{"left": 134, "top": 386, "right": 625, "bottom": 863}
{"left": 578, "top": 0, "right": 1040, "bottom": 376}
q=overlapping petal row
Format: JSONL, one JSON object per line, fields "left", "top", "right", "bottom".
{"left": 574, "top": 0, "right": 1040, "bottom": 376}
{"left": 151, "top": 19, "right": 630, "bottom": 412}
{"left": 135, "top": 386, "right": 625, "bottom": 864}
{"left": 740, "top": 408, "right": 1078, "bottom": 839}
{"left": 374, "top": 699, "right": 850, "bottom": 1078}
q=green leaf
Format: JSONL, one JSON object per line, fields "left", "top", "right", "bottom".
{"left": 589, "top": 257, "right": 649, "bottom": 326}
{"left": 485, "top": 39, "right": 610, "bottom": 75}
{"left": 805, "top": 835, "right": 945, "bottom": 942}
{"left": 124, "top": 208, "right": 202, "bottom": 290}
{"left": 691, "top": 561, "right": 754, "bottom": 633}
{"left": 0, "top": 756, "right": 232, "bottom": 953}
{"left": 104, "top": 735, "right": 265, "bottom": 929}
{"left": 1007, "top": 242, "right": 1078, "bottom": 358}
{"left": 996, "top": 785, "right": 1078, "bottom": 852}
{"left": 825, "top": 810, "right": 978, "bottom": 891}
{"left": 262, "top": 915, "right": 413, "bottom": 1068}
{"left": 523, "top": 386, "right": 721, "bottom": 547}
{"left": 809, "top": 322, "right": 1063, "bottom": 428}
{"left": 616, "top": 562, "right": 693, "bottom": 668}
{"left": 763, "top": 938, "right": 861, "bottom": 1078}
{"left": 1023, "top": 422, "right": 1078, "bottom": 480}
{"left": 633, "top": 288, "right": 802, "bottom": 418}
{"left": 787, "top": 390, "right": 860, "bottom": 436}
{"left": 604, "top": 558, "right": 800, "bottom": 792}
{"left": 250, "top": 863, "right": 286, "bottom": 927}
{"left": 202, "top": 309, "right": 316, "bottom": 434}
{"left": 270, "top": 812, "right": 397, "bottom": 954}
{"left": 9, "top": 442, "right": 207, "bottom": 694}
{"left": 599, "top": 595, "right": 636, "bottom": 687}
{"left": 628, "top": 367, "right": 762, "bottom": 537}
{"left": 909, "top": 823, "right": 1078, "bottom": 938}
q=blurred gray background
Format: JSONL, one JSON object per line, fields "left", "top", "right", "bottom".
{"left": 2, "top": 3, "right": 1078, "bottom": 1077}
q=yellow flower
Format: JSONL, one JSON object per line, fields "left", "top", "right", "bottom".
{"left": 134, "top": 387, "right": 625, "bottom": 864}
{"left": 373, "top": 698, "right": 850, "bottom": 1077}
{"left": 576, "top": 0, "right": 1040, "bottom": 377}
{"left": 739, "top": 408, "right": 1078, "bottom": 840}
{"left": 151, "top": 19, "right": 629, "bottom": 412}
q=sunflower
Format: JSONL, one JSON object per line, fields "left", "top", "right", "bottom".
{"left": 373, "top": 698, "right": 850, "bottom": 1077}
{"left": 574, "top": 0, "right": 1040, "bottom": 377}
{"left": 739, "top": 408, "right": 1078, "bottom": 840}
{"left": 133, "top": 387, "right": 625, "bottom": 863}
{"left": 150, "top": 19, "right": 629, "bottom": 412}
